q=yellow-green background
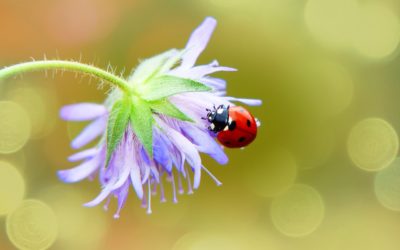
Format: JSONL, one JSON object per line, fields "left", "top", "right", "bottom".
{"left": 1, "top": 0, "right": 400, "bottom": 249}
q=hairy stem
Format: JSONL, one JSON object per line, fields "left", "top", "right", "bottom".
{"left": 0, "top": 60, "right": 130, "bottom": 93}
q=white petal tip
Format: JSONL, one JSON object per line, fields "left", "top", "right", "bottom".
{"left": 113, "top": 214, "right": 120, "bottom": 219}
{"left": 83, "top": 202, "right": 94, "bottom": 208}
{"left": 204, "top": 17, "right": 217, "bottom": 25}
{"left": 71, "top": 144, "right": 82, "bottom": 150}
{"left": 57, "top": 170, "right": 75, "bottom": 183}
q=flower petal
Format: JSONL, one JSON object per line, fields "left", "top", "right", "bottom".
{"left": 181, "top": 17, "right": 217, "bottom": 69}
{"left": 157, "top": 118, "right": 202, "bottom": 188}
{"left": 150, "top": 166, "right": 160, "bottom": 183}
{"left": 193, "top": 166, "right": 201, "bottom": 189}
{"left": 58, "top": 157, "right": 100, "bottom": 183}
{"left": 153, "top": 131, "right": 173, "bottom": 171}
{"left": 131, "top": 165, "right": 144, "bottom": 199}
{"left": 114, "top": 181, "right": 130, "bottom": 218}
{"left": 84, "top": 186, "right": 113, "bottom": 207}
{"left": 224, "top": 97, "right": 262, "bottom": 106}
{"left": 200, "top": 77, "right": 227, "bottom": 91}
{"left": 60, "top": 103, "right": 107, "bottom": 121}
{"left": 141, "top": 167, "right": 151, "bottom": 185}
{"left": 71, "top": 116, "right": 107, "bottom": 149}
{"left": 171, "top": 60, "right": 236, "bottom": 79}
{"left": 68, "top": 148, "right": 97, "bottom": 162}
{"left": 182, "top": 124, "right": 228, "bottom": 165}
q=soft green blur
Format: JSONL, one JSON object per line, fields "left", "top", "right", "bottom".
{"left": 1, "top": 0, "right": 400, "bottom": 249}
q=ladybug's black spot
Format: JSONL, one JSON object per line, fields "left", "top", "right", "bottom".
{"left": 246, "top": 119, "right": 251, "bottom": 127}
{"left": 238, "top": 137, "right": 246, "bottom": 142}
{"left": 229, "top": 120, "right": 237, "bottom": 131}
{"left": 224, "top": 141, "right": 231, "bottom": 145}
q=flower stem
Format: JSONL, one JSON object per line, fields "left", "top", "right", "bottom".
{"left": 0, "top": 60, "right": 131, "bottom": 93}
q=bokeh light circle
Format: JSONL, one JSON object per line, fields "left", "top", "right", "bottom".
{"left": 270, "top": 184, "right": 325, "bottom": 237}
{"left": 374, "top": 158, "right": 400, "bottom": 211}
{"left": 0, "top": 101, "right": 31, "bottom": 154}
{"left": 246, "top": 148, "right": 297, "bottom": 197}
{"left": 7, "top": 86, "right": 57, "bottom": 139}
{"left": 303, "top": 61, "right": 354, "bottom": 117}
{"left": 304, "top": 0, "right": 359, "bottom": 48}
{"left": 38, "top": 185, "right": 107, "bottom": 250}
{"left": 0, "top": 161, "right": 25, "bottom": 216}
{"left": 6, "top": 199, "right": 58, "bottom": 250}
{"left": 347, "top": 118, "right": 398, "bottom": 171}
{"left": 352, "top": 3, "right": 400, "bottom": 60}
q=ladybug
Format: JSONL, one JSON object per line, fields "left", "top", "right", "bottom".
{"left": 205, "top": 104, "right": 258, "bottom": 148}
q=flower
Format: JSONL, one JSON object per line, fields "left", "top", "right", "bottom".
{"left": 58, "top": 17, "right": 261, "bottom": 217}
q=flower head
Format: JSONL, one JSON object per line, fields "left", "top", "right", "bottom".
{"left": 58, "top": 17, "right": 261, "bottom": 217}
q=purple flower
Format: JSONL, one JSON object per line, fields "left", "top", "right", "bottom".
{"left": 58, "top": 17, "right": 261, "bottom": 217}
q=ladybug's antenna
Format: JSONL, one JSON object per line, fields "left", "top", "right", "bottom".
{"left": 206, "top": 108, "right": 211, "bottom": 112}
{"left": 201, "top": 117, "right": 207, "bottom": 120}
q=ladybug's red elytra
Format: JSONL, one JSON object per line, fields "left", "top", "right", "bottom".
{"left": 205, "top": 105, "right": 258, "bottom": 148}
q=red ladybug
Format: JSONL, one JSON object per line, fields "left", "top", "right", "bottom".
{"left": 205, "top": 105, "right": 258, "bottom": 148}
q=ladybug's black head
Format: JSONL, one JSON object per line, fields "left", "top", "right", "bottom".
{"left": 206, "top": 104, "right": 229, "bottom": 133}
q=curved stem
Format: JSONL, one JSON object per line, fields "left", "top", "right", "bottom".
{"left": 0, "top": 60, "right": 130, "bottom": 94}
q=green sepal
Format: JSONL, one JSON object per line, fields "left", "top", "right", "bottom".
{"left": 105, "top": 98, "right": 131, "bottom": 168}
{"left": 158, "top": 49, "right": 186, "bottom": 73}
{"left": 149, "top": 99, "right": 194, "bottom": 122}
{"left": 130, "top": 97, "right": 154, "bottom": 157}
{"left": 139, "top": 75, "right": 211, "bottom": 101}
{"left": 128, "top": 49, "right": 178, "bottom": 85}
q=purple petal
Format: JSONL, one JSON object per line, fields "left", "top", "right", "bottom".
{"left": 200, "top": 77, "right": 227, "bottom": 91}
{"left": 171, "top": 150, "right": 185, "bottom": 174}
{"left": 153, "top": 132, "right": 173, "bottom": 171}
{"left": 71, "top": 116, "right": 107, "bottom": 149}
{"left": 108, "top": 143, "right": 133, "bottom": 190}
{"left": 186, "top": 64, "right": 236, "bottom": 79}
{"left": 111, "top": 165, "right": 131, "bottom": 190}
{"left": 114, "top": 181, "right": 130, "bottom": 218}
{"left": 140, "top": 147, "right": 151, "bottom": 166}
{"left": 60, "top": 103, "right": 107, "bottom": 121}
{"left": 193, "top": 166, "right": 201, "bottom": 189}
{"left": 58, "top": 157, "right": 100, "bottom": 183}
{"left": 68, "top": 148, "right": 97, "bottom": 162}
{"left": 181, "top": 17, "right": 217, "bottom": 69}
{"left": 171, "top": 60, "right": 236, "bottom": 79}
{"left": 224, "top": 97, "right": 262, "bottom": 106}
{"left": 84, "top": 186, "right": 113, "bottom": 207}
{"left": 156, "top": 118, "right": 202, "bottom": 188}
{"left": 131, "top": 166, "right": 144, "bottom": 199}
{"left": 141, "top": 167, "right": 150, "bottom": 185}
{"left": 182, "top": 124, "right": 228, "bottom": 165}
{"left": 150, "top": 166, "right": 160, "bottom": 183}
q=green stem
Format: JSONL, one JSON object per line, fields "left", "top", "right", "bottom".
{"left": 0, "top": 60, "right": 130, "bottom": 94}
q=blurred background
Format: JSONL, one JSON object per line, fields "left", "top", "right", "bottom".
{"left": 1, "top": 0, "right": 400, "bottom": 249}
